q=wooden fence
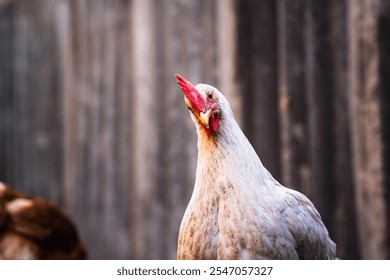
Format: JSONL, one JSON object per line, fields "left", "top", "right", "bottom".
{"left": 0, "top": 0, "right": 389, "bottom": 259}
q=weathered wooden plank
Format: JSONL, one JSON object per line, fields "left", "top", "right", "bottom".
{"left": 377, "top": 1, "right": 390, "bottom": 259}
{"left": 329, "top": 0, "right": 360, "bottom": 260}
{"left": 347, "top": 0, "right": 387, "bottom": 259}
{"left": 304, "top": 0, "right": 335, "bottom": 233}
{"left": 58, "top": 0, "right": 132, "bottom": 259}
{"left": 4, "top": 0, "right": 63, "bottom": 202}
{"left": 217, "top": 0, "right": 240, "bottom": 124}
{"left": 0, "top": 2, "right": 14, "bottom": 183}
{"left": 236, "top": 0, "right": 280, "bottom": 180}
{"left": 130, "top": 0, "right": 161, "bottom": 259}
{"left": 277, "top": 0, "right": 308, "bottom": 192}
{"left": 1, "top": 0, "right": 390, "bottom": 261}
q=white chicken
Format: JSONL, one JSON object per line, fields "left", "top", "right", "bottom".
{"left": 175, "top": 74, "right": 336, "bottom": 259}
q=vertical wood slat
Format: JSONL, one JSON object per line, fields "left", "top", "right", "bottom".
{"left": 235, "top": 0, "right": 280, "bottom": 180}
{"left": 377, "top": 1, "right": 390, "bottom": 259}
{"left": 329, "top": 0, "right": 360, "bottom": 259}
{"left": 347, "top": 0, "right": 387, "bottom": 259}
{"left": 131, "top": 0, "right": 161, "bottom": 259}
{"left": 217, "top": 0, "right": 240, "bottom": 124}
{"left": 277, "top": 0, "right": 308, "bottom": 192}
{"left": 58, "top": 0, "right": 132, "bottom": 259}
{"left": 1, "top": 0, "right": 390, "bottom": 260}
{"left": 0, "top": 2, "right": 14, "bottom": 182}
{"left": 4, "top": 0, "right": 63, "bottom": 202}
{"left": 304, "top": 0, "right": 335, "bottom": 232}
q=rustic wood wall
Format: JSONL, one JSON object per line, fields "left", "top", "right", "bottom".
{"left": 0, "top": 0, "right": 389, "bottom": 259}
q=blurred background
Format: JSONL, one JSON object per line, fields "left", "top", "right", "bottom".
{"left": 0, "top": 0, "right": 390, "bottom": 260}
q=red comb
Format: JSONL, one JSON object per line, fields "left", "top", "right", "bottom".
{"left": 175, "top": 73, "right": 205, "bottom": 114}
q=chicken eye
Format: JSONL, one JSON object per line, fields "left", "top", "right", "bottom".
{"left": 207, "top": 92, "right": 213, "bottom": 100}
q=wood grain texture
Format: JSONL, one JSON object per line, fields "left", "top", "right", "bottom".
{"left": 0, "top": 0, "right": 390, "bottom": 259}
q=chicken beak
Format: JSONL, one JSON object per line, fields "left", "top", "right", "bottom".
{"left": 176, "top": 73, "right": 205, "bottom": 114}
{"left": 199, "top": 110, "right": 211, "bottom": 128}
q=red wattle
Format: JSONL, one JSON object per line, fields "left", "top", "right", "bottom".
{"left": 210, "top": 115, "right": 220, "bottom": 134}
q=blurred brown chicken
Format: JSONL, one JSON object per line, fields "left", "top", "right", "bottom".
{"left": 0, "top": 182, "right": 86, "bottom": 259}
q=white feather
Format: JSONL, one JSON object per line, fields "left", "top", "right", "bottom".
{"left": 177, "top": 83, "right": 336, "bottom": 260}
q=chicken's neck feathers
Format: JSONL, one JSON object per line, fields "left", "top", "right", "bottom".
{"left": 194, "top": 111, "right": 270, "bottom": 197}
